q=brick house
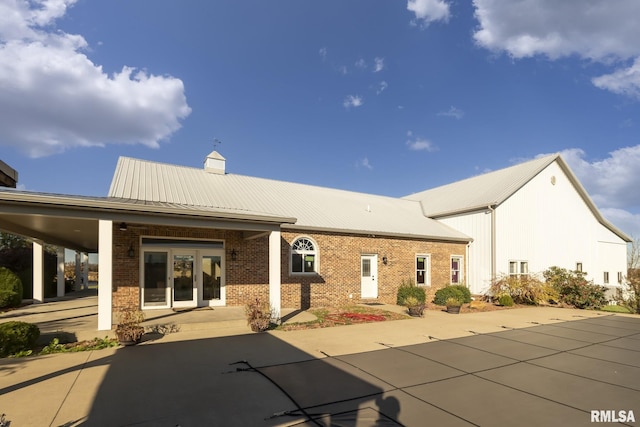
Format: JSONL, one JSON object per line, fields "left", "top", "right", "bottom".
{"left": 107, "top": 152, "right": 471, "bottom": 321}
{"left": 1, "top": 151, "right": 628, "bottom": 331}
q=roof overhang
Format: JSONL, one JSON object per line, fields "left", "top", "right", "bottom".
{"left": 0, "top": 190, "right": 296, "bottom": 252}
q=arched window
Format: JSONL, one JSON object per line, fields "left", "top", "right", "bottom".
{"left": 291, "top": 237, "right": 318, "bottom": 274}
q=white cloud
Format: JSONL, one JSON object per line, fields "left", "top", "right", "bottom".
{"left": 343, "top": 95, "right": 364, "bottom": 109}
{"left": 358, "top": 157, "right": 374, "bottom": 170}
{"left": 0, "top": 0, "right": 191, "bottom": 158}
{"left": 319, "top": 47, "right": 327, "bottom": 60}
{"left": 473, "top": 0, "right": 640, "bottom": 61}
{"left": 375, "top": 81, "right": 388, "bottom": 95}
{"left": 556, "top": 146, "right": 640, "bottom": 210}
{"left": 600, "top": 208, "right": 640, "bottom": 240}
{"left": 355, "top": 58, "right": 367, "bottom": 69}
{"left": 438, "top": 106, "right": 464, "bottom": 119}
{"left": 407, "top": 0, "right": 451, "bottom": 26}
{"left": 592, "top": 57, "right": 640, "bottom": 99}
{"left": 472, "top": 0, "right": 640, "bottom": 99}
{"left": 406, "top": 131, "right": 438, "bottom": 151}
{"left": 373, "top": 57, "right": 385, "bottom": 73}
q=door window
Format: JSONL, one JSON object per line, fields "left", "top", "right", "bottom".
{"left": 173, "top": 254, "right": 194, "bottom": 302}
{"left": 143, "top": 252, "right": 167, "bottom": 306}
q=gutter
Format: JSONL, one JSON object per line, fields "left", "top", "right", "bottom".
{"left": 488, "top": 204, "right": 496, "bottom": 283}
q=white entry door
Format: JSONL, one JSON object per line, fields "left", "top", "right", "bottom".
{"left": 361, "top": 254, "right": 378, "bottom": 299}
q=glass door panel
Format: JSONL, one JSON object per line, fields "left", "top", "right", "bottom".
{"left": 202, "top": 255, "right": 222, "bottom": 300}
{"left": 143, "top": 252, "right": 168, "bottom": 306}
{"left": 173, "top": 254, "right": 195, "bottom": 304}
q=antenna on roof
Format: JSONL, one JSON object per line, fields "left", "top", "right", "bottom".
{"left": 213, "top": 138, "right": 222, "bottom": 151}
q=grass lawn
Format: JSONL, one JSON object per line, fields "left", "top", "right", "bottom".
{"left": 600, "top": 304, "right": 632, "bottom": 313}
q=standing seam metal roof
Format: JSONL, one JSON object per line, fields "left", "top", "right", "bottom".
{"left": 108, "top": 157, "right": 471, "bottom": 241}
{"left": 403, "top": 154, "right": 631, "bottom": 242}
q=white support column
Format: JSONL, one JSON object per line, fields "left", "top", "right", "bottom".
{"left": 82, "top": 252, "right": 89, "bottom": 290}
{"left": 33, "top": 240, "right": 44, "bottom": 303}
{"left": 75, "top": 251, "right": 81, "bottom": 291}
{"left": 98, "top": 220, "right": 113, "bottom": 331}
{"left": 57, "top": 247, "right": 65, "bottom": 297}
{"left": 268, "top": 230, "right": 281, "bottom": 321}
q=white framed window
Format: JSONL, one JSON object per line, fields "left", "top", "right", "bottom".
{"left": 604, "top": 271, "right": 609, "bottom": 284}
{"left": 451, "top": 256, "right": 463, "bottom": 284}
{"left": 618, "top": 272, "right": 623, "bottom": 284}
{"left": 290, "top": 237, "right": 318, "bottom": 274}
{"left": 576, "top": 262, "right": 583, "bottom": 273}
{"left": 416, "top": 255, "right": 431, "bottom": 286}
{"left": 509, "top": 261, "right": 529, "bottom": 279}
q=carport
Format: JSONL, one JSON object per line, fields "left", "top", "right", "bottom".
{"left": 0, "top": 189, "right": 293, "bottom": 331}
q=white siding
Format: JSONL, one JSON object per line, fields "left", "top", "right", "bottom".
{"left": 438, "top": 211, "right": 493, "bottom": 294}
{"left": 495, "top": 161, "right": 627, "bottom": 287}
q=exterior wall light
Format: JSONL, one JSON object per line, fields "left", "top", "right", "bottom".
{"left": 382, "top": 255, "right": 388, "bottom": 265}
{"left": 119, "top": 222, "right": 127, "bottom": 231}
{"left": 128, "top": 244, "right": 135, "bottom": 258}
{"left": 231, "top": 249, "right": 237, "bottom": 261}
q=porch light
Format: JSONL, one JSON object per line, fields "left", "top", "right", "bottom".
{"left": 128, "top": 244, "right": 135, "bottom": 258}
{"left": 231, "top": 249, "right": 237, "bottom": 261}
{"left": 119, "top": 222, "right": 127, "bottom": 231}
{"left": 382, "top": 255, "right": 388, "bottom": 265}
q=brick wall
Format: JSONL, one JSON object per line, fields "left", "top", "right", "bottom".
{"left": 281, "top": 230, "right": 467, "bottom": 307}
{"left": 112, "top": 223, "right": 467, "bottom": 312}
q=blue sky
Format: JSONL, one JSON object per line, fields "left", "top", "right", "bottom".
{"left": 1, "top": 0, "right": 639, "bottom": 238}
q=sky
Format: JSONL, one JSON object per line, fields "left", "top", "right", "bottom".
{"left": 1, "top": 0, "right": 639, "bottom": 239}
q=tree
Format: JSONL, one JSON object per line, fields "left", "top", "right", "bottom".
{"left": 0, "top": 232, "right": 30, "bottom": 249}
{"left": 629, "top": 236, "right": 640, "bottom": 271}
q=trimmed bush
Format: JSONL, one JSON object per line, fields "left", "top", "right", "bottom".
{"left": 396, "top": 279, "right": 426, "bottom": 306}
{"left": 433, "top": 285, "right": 471, "bottom": 306}
{"left": 0, "top": 321, "right": 40, "bottom": 357}
{"left": 0, "top": 267, "right": 22, "bottom": 308}
{"left": 498, "top": 294, "right": 514, "bottom": 307}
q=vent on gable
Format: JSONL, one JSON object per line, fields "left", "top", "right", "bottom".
{"left": 204, "top": 151, "right": 226, "bottom": 174}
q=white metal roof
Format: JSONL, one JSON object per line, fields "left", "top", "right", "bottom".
{"left": 404, "top": 154, "right": 558, "bottom": 216}
{"left": 108, "top": 157, "right": 471, "bottom": 241}
{"left": 403, "top": 154, "right": 631, "bottom": 242}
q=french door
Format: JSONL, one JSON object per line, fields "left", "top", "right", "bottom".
{"left": 142, "top": 248, "right": 225, "bottom": 309}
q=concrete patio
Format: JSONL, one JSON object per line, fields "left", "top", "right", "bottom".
{"left": 1, "top": 292, "right": 639, "bottom": 426}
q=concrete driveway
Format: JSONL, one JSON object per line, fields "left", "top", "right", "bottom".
{"left": 1, "top": 296, "right": 639, "bottom": 426}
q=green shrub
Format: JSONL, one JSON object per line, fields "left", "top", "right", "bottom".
{"left": 433, "top": 285, "right": 471, "bottom": 306}
{"left": 617, "top": 269, "right": 640, "bottom": 314}
{"left": 0, "top": 321, "right": 40, "bottom": 357}
{"left": 498, "top": 294, "right": 514, "bottom": 307}
{"left": 489, "top": 274, "right": 557, "bottom": 305}
{"left": 396, "top": 279, "right": 426, "bottom": 306}
{"left": 0, "top": 267, "right": 22, "bottom": 308}
{"left": 543, "top": 266, "right": 607, "bottom": 309}
{"left": 445, "top": 297, "right": 462, "bottom": 307}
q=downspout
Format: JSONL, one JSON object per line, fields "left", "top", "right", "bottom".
{"left": 488, "top": 204, "right": 496, "bottom": 283}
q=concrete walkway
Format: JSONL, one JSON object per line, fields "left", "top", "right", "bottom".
{"left": 1, "top": 295, "right": 639, "bottom": 426}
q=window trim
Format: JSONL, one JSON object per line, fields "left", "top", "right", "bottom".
{"left": 289, "top": 236, "right": 319, "bottom": 275}
{"left": 508, "top": 260, "right": 529, "bottom": 279}
{"left": 416, "top": 254, "right": 431, "bottom": 287}
{"left": 451, "top": 255, "right": 464, "bottom": 285}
